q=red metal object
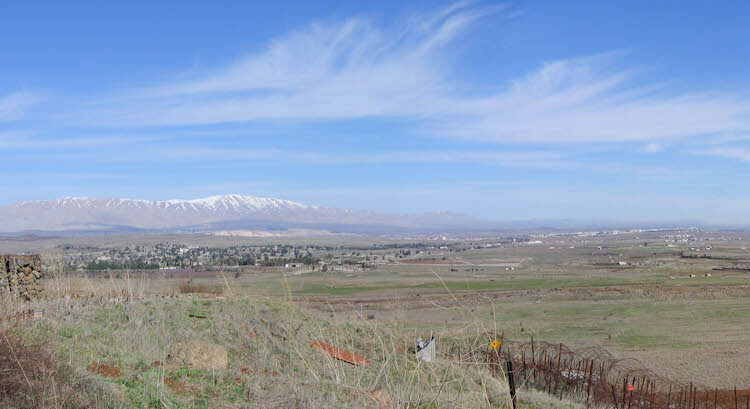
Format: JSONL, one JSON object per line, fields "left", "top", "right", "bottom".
{"left": 311, "top": 339, "right": 370, "bottom": 366}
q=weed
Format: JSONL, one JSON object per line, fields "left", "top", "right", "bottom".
{"left": 178, "top": 280, "right": 222, "bottom": 295}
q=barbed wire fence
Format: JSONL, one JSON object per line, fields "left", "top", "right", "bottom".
{"left": 447, "top": 334, "right": 750, "bottom": 409}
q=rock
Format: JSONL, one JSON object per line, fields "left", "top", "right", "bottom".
{"left": 0, "top": 255, "right": 43, "bottom": 300}
{"left": 170, "top": 340, "right": 228, "bottom": 371}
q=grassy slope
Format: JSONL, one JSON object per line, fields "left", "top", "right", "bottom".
{"left": 10, "top": 295, "right": 586, "bottom": 409}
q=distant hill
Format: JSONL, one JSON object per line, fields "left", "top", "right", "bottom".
{"left": 0, "top": 194, "right": 485, "bottom": 234}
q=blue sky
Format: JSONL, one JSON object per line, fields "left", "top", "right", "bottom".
{"left": 2, "top": 1, "right": 750, "bottom": 224}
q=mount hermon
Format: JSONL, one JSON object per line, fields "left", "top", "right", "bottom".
{"left": 0, "top": 195, "right": 477, "bottom": 233}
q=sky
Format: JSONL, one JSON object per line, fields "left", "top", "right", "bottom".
{"left": 2, "top": 1, "right": 750, "bottom": 224}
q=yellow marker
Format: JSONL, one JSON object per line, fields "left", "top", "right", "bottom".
{"left": 490, "top": 341, "right": 501, "bottom": 350}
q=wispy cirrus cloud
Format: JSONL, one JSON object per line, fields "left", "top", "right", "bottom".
{"left": 641, "top": 142, "right": 666, "bottom": 153}
{"left": 138, "top": 2, "right": 506, "bottom": 100}
{"left": 86, "top": 2, "right": 503, "bottom": 126}
{"left": 697, "top": 147, "right": 750, "bottom": 162}
{"left": 72, "top": 3, "right": 750, "bottom": 146}
{"left": 157, "top": 147, "right": 567, "bottom": 167}
{"left": 0, "top": 91, "right": 39, "bottom": 121}
{"left": 0, "top": 135, "right": 160, "bottom": 151}
{"left": 30, "top": 144, "right": 566, "bottom": 168}
{"left": 438, "top": 57, "right": 750, "bottom": 143}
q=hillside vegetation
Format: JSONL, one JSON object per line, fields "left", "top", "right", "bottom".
{"left": 1, "top": 287, "right": 582, "bottom": 409}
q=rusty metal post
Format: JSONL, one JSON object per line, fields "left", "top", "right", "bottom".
{"left": 586, "top": 359, "right": 594, "bottom": 405}
{"left": 734, "top": 385, "right": 740, "bottom": 409}
{"left": 506, "top": 361, "right": 518, "bottom": 409}
{"left": 622, "top": 374, "right": 628, "bottom": 409}
{"left": 714, "top": 388, "right": 718, "bottom": 409}
{"left": 612, "top": 385, "right": 620, "bottom": 409}
{"left": 542, "top": 349, "right": 552, "bottom": 394}
{"left": 667, "top": 384, "right": 672, "bottom": 408}
{"left": 688, "top": 382, "right": 695, "bottom": 409}
{"left": 530, "top": 336, "right": 536, "bottom": 382}
{"left": 691, "top": 385, "right": 695, "bottom": 409}
{"left": 679, "top": 387, "right": 684, "bottom": 409}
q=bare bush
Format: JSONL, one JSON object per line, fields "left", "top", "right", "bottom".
{"left": 177, "top": 279, "right": 223, "bottom": 295}
{"left": 0, "top": 324, "right": 104, "bottom": 409}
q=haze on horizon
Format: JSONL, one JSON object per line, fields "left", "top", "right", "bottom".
{"left": 2, "top": 1, "right": 750, "bottom": 225}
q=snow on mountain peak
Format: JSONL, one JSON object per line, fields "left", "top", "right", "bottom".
{"left": 1, "top": 193, "right": 480, "bottom": 234}
{"left": 15, "top": 194, "right": 312, "bottom": 212}
{"left": 163, "top": 194, "right": 310, "bottom": 210}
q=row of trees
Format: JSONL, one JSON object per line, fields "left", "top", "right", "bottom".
{"left": 85, "top": 259, "right": 160, "bottom": 270}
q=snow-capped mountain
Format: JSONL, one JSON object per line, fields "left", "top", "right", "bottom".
{"left": 0, "top": 194, "right": 481, "bottom": 234}
{"left": 14, "top": 195, "right": 314, "bottom": 218}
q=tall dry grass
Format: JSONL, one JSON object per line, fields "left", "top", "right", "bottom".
{"left": 0, "top": 321, "right": 118, "bottom": 409}
{"left": 212, "top": 269, "right": 581, "bottom": 408}
{"left": 177, "top": 279, "right": 223, "bottom": 295}
{"left": 2, "top": 252, "right": 585, "bottom": 408}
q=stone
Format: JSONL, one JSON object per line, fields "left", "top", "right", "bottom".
{"left": 169, "top": 340, "right": 228, "bottom": 371}
{"left": 1, "top": 255, "right": 43, "bottom": 300}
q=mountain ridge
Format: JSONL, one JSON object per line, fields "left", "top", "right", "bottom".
{"left": 0, "top": 194, "right": 481, "bottom": 234}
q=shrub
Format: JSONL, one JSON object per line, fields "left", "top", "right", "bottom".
{"left": 177, "top": 280, "right": 223, "bottom": 295}
{"left": 0, "top": 324, "right": 103, "bottom": 408}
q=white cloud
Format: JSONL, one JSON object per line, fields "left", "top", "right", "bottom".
{"left": 699, "top": 147, "right": 750, "bottom": 162}
{"left": 79, "top": 3, "right": 501, "bottom": 125}
{"left": 138, "top": 2, "right": 504, "bottom": 100}
{"left": 127, "top": 147, "right": 570, "bottom": 168}
{"left": 642, "top": 142, "right": 666, "bottom": 153}
{"left": 79, "top": 4, "right": 750, "bottom": 145}
{"left": 0, "top": 92, "right": 38, "bottom": 121}
{"left": 0, "top": 135, "right": 159, "bottom": 151}
{"left": 435, "top": 56, "right": 750, "bottom": 143}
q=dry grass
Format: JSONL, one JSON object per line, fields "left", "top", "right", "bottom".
{"left": 0, "top": 251, "right": 659, "bottom": 408}
{"left": 177, "top": 279, "right": 223, "bottom": 295}
{"left": 3, "top": 233, "right": 749, "bottom": 407}
{"left": 6, "top": 271, "right": 568, "bottom": 409}
{"left": 0, "top": 322, "right": 114, "bottom": 409}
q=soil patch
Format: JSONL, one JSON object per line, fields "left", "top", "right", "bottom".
{"left": 164, "top": 378, "right": 197, "bottom": 395}
{"left": 87, "top": 362, "right": 121, "bottom": 379}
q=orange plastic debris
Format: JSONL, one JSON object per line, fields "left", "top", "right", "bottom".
{"left": 311, "top": 339, "right": 370, "bottom": 366}
{"left": 627, "top": 384, "right": 635, "bottom": 392}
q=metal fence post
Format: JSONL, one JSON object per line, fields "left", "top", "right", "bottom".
{"left": 506, "top": 360, "right": 517, "bottom": 409}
